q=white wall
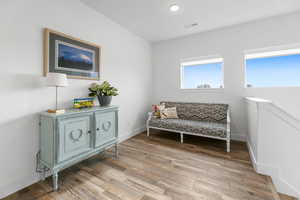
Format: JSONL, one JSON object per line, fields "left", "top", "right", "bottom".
{"left": 245, "top": 98, "right": 300, "bottom": 198}
{"left": 152, "top": 12, "right": 300, "bottom": 140}
{"left": 0, "top": 0, "right": 152, "bottom": 198}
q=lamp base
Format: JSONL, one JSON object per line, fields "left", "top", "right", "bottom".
{"left": 47, "top": 109, "right": 65, "bottom": 114}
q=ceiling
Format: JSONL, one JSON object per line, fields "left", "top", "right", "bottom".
{"left": 81, "top": 0, "right": 300, "bottom": 42}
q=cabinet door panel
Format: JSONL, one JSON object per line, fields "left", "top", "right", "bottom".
{"left": 95, "top": 112, "right": 116, "bottom": 147}
{"left": 58, "top": 115, "right": 92, "bottom": 162}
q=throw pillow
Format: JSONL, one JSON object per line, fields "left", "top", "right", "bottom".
{"left": 152, "top": 103, "right": 165, "bottom": 118}
{"left": 160, "top": 107, "right": 179, "bottom": 119}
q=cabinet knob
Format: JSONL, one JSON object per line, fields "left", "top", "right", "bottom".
{"left": 96, "top": 128, "right": 100, "bottom": 131}
{"left": 87, "top": 130, "right": 91, "bottom": 134}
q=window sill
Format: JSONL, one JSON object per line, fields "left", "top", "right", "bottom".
{"left": 245, "top": 86, "right": 300, "bottom": 89}
{"left": 179, "top": 88, "right": 225, "bottom": 93}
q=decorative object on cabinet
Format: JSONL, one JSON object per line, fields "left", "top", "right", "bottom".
{"left": 39, "top": 106, "right": 119, "bottom": 191}
{"left": 44, "top": 28, "right": 101, "bottom": 80}
{"left": 88, "top": 81, "right": 119, "bottom": 106}
{"left": 73, "top": 97, "right": 94, "bottom": 109}
{"left": 46, "top": 72, "right": 68, "bottom": 113}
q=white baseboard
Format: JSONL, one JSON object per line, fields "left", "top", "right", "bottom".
{"left": 247, "top": 140, "right": 300, "bottom": 199}
{"left": 231, "top": 132, "right": 246, "bottom": 141}
{"left": 246, "top": 140, "right": 258, "bottom": 172}
{"left": 118, "top": 126, "right": 146, "bottom": 143}
{"left": 258, "top": 163, "right": 300, "bottom": 198}
{"left": 273, "top": 176, "right": 300, "bottom": 199}
{"left": 0, "top": 174, "right": 39, "bottom": 199}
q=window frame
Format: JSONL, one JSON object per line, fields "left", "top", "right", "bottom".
{"left": 244, "top": 47, "right": 300, "bottom": 88}
{"left": 180, "top": 56, "right": 225, "bottom": 90}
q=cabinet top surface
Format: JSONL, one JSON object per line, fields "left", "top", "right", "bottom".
{"left": 40, "top": 105, "right": 119, "bottom": 118}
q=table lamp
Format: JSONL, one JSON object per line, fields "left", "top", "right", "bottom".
{"left": 46, "top": 72, "right": 68, "bottom": 113}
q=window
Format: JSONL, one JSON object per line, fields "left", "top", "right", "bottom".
{"left": 180, "top": 57, "right": 224, "bottom": 89}
{"left": 245, "top": 48, "right": 300, "bottom": 87}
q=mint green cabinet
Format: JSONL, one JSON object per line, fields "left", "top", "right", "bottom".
{"left": 57, "top": 114, "right": 93, "bottom": 162}
{"left": 95, "top": 111, "right": 117, "bottom": 147}
{"left": 39, "top": 106, "right": 118, "bottom": 191}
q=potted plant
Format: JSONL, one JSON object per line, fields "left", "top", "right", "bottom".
{"left": 88, "top": 81, "right": 119, "bottom": 106}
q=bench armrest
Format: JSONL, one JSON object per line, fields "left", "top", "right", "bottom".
{"left": 147, "top": 112, "right": 153, "bottom": 121}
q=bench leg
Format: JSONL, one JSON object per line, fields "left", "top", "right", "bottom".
{"left": 226, "top": 139, "right": 230, "bottom": 153}
{"left": 180, "top": 133, "right": 183, "bottom": 144}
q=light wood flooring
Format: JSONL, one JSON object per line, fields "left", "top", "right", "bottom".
{"left": 4, "top": 130, "right": 297, "bottom": 200}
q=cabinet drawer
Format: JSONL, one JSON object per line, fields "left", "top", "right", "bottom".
{"left": 95, "top": 111, "right": 116, "bottom": 147}
{"left": 57, "top": 115, "right": 92, "bottom": 162}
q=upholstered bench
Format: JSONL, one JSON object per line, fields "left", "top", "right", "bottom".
{"left": 146, "top": 102, "right": 231, "bottom": 152}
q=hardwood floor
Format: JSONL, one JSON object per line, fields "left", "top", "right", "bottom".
{"left": 279, "top": 193, "right": 298, "bottom": 200}
{"left": 4, "top": 130, "right": 297, "bottom": 200}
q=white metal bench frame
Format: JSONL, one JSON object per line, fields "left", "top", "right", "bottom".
{"left": 146, "top": 110, "right": 231, "bottom": 152}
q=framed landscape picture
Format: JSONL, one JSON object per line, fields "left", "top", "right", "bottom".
{"left": 44, "top": 28, "right": 101, "bottom": 80}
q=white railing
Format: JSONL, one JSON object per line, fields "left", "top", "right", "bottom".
{"left": 245, "top": 97, "right": 300, "bottom": 199}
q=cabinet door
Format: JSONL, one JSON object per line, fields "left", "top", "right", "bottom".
{"left": 57, "top": 115, "right": 92, "bottom": 162}
{"left": 95, "top": 111, "right": 116, "bottom": 147}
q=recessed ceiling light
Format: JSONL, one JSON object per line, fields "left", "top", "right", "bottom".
{"left": 169, "top": 4, "right": 180, "bottom": 12}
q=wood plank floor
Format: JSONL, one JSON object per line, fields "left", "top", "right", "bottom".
{"left": 280, "top": 194, "right": 298, "bottom": 200}
{"left": 4, "top": 130, "right": 297, "bottom": 200}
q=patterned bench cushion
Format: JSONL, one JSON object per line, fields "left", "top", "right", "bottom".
{"left": 161, "top": 102, "right": 228, "bottom": 123}
{"left": 148, "top": 118, "right": 227, "bottom": 138}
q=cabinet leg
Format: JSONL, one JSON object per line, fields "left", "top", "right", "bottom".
{"left": 41, "top": 166, "right": 47, "bottom": 181}
{"left": 52, "top": 172, "right": 59, "bottom": 191}
{"left": 114, "top": 143, "right": 118, "bottom": 159}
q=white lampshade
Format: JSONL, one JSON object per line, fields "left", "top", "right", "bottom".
{"left": 46, "top": 73, "right": 68, "bottom": 87}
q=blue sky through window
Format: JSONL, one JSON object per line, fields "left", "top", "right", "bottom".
{"left": 246, "top": 54, "right": 300, "bottom": 87}
{"left": 182, "top": 62, "right": 223, "bottom": 88}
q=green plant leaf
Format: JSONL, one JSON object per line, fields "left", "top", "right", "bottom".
{"left": 88, "top": 81, "right": 119, "bottom": 97}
